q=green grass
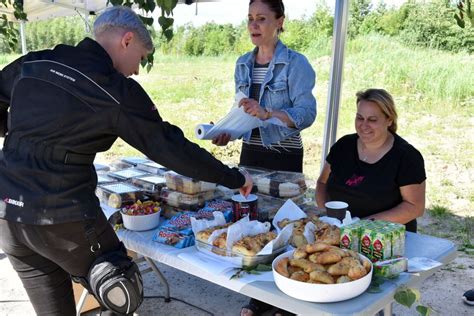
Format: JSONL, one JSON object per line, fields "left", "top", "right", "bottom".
{"left": 1, "top": 35, "right": 473, "bottom": 222}
{"left": 428, "top": 205, "right": 452, "bottom": 218}
{"left": 0, "top": 54, "right": 19, "bottom": 65}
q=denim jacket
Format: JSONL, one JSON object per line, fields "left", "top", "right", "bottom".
{"left": 234, "top": 40, "right": 317, "bottom": 146}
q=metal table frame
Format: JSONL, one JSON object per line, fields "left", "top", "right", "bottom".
{"left": 79, "top": 230, "right": 455, "bottom": 316}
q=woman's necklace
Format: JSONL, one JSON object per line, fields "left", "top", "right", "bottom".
{"left": 359, "top": 134, "right": 393, "bottom": 163}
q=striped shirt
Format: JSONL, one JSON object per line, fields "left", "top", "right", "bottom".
{"left": 243, "top": 62, "right": 303, "bottom": 150}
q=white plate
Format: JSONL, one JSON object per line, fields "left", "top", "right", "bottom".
{"left": 272, "top": 250, "right": 372, "bottom": 302}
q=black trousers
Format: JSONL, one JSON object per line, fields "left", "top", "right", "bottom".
{"left": 0, "top": 211, "right": 120, "bottom": 316}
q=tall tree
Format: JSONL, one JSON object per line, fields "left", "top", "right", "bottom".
{"left": 348, "top": 0, "right": 372, "bottom": 37}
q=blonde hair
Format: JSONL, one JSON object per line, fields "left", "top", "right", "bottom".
{"left": 356, "top": 88, "right": 398, "bottom": 133}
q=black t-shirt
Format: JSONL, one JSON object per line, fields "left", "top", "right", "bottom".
{"left": 326, "top": 133, "right": 426, "bottom": 232}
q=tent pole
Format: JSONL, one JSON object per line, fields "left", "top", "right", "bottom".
{"left": 20, "top": 20, "right": 27, "bottom": 55}
{"left": 320, "top": 0, "right": 349, "bottom": 172}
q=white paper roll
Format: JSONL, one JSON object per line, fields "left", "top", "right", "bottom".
{"left": 195, "top": 124, "right": 214, "bottom": 140}
{"left": 195, "top": 91, "right": 280, "bottom": 142}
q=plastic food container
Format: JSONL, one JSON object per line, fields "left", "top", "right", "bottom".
{"left": 256, "top": 193, "right": 307, "bottom": 220}
{"left": 122, "top": 209, "right": 161, "bottom": 231}
{"left": 121, "top": 156, "right": 151, "bottom": 166}
{"left": 239, "top": 166, "right": 274, "bottom": 193}
{"left": 95, "top": 183, "right": 144, "bottom": 209}
{"left": 136, "top": 161, "right": 168, "bottom": 175}
{"left": 215, "top": 185, "right": 238, "bottom": 200}
{"left": 164, "top": 171, "right": 216, "bottom": 194}
{"left": 239, "top": 166, "right": 274, "bottom": 179}
{"left": 195, "top": 239, "right": 287, "bottom": 267}
{"left": 97, "top": 174, "right": 117, "bottom": 186}
{"left": 108, "top": 168, "right": 151, "bottom": 181}
{"left": 94, "top": 163, "right": 110, "bottom": 172}
{"left": 160, "top": 188, "right": 217, "bottom": 210}
{"left": 256, "top": 171, "right": 307, "bottom": 198}
{"left": 272, "top": 250, "right": 373, "bottom": 302}
{"left": 130, "top": 175, "right": 167, "bottom": 198}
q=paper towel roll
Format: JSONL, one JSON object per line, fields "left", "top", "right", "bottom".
{"left": 195, "top": 124, "right": 214, "bottom": 140}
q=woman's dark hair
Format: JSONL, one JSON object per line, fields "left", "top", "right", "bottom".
{"left": 249, "top": 0, "right": 285, "bottom": 32}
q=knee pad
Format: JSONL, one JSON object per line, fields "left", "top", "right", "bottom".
{"left": 87, "top": 243, "right": 143, "bottom": 316}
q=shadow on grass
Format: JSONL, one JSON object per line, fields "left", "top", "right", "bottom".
{"left": 419, "top": 205, "right": 474, "bottom": 255}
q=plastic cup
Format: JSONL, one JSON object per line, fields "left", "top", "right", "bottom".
{"left": 325, "top": 201, "right": 348, "bottom": 220}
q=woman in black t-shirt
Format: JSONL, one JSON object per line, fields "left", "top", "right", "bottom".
{"left": 316, "top": 88, "right": 426, "bottom": 232}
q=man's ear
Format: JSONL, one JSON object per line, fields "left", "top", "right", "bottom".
{"left": 120, "top": 31, "right": 135, "bottom": 49}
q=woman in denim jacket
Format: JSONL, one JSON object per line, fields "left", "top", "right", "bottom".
{"left": 213, "top": 0, "right": 316, "bottom": 174}
{"left": 232, "top": 1, "right": 313, "bottom": 315}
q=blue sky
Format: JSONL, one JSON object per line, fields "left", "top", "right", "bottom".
{"left": 168, "top": 0, "right": 407, "bottom": 27}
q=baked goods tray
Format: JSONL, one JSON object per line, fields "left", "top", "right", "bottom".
{"left": 195, "top": 239, "right": 287, "bottom": 267}
{"left": 256, "top": 171, "right": 307, "bottom": 198}
{"left": 164, "top": 171, "right": 216, "bottom": 194}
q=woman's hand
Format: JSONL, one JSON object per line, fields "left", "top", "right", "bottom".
{"left": 239, "top": 98, "right": 267, "bottom": 120}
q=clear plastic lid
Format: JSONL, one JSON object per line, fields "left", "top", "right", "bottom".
{"left": 164, "top": 171, "right": 216, "bottom": 194}
{"left": 256, "top": 171, "right": 307, "bottom": 198}
{"left": 109, "top": 160, "right": 135, "bottom": 171}
{"left": 239, "top": 165, "right": 274, "bottom": 179}
{"left": 97, "top": 174, "right": 117, "bottom": 185}
{"left": 130, "top": 175, "right": 167, "bottom": 193}
{"left": 95, "top": 183, "right": 144, "bottom": 208}
{"left": 160, "top": 188, "right": 218, "bottom": 210}
{"left": 94, "top": 163, "right": 110, "bottom": 172}
{"left": 108, "top": 168, "right": 151, "bottom": 181}
{"left": 136, "top": 161, "right": 168, "bottom": 175}
{"left": 257, "top": 193, "right": 309, "bottom": 220}
{"left": 121, "top": 156, "right": 151, "bottom": 166}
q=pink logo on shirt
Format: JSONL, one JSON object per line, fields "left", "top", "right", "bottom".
{"left": 345, "top": 174, "right": 364, "bottom": 187}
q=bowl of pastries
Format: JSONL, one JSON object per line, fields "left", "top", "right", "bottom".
{"left": 277, "top": 215, "right": 341, "bottom": 248}
{"left": 272, "top": 241, "right": 372, "bottom": 302}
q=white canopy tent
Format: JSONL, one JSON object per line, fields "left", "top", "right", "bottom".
{"left": 1, "top": 0, "right": 349, "bottom": 170}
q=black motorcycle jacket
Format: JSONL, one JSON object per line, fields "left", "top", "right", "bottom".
{"left": 0, "top": 38, "right": 244, "bottom": 224}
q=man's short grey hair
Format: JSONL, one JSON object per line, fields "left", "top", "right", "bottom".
{"left": 94, "top": 6, "right": 153, "bottom": 51}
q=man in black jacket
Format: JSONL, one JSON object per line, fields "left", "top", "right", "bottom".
{"left": 0, "top": 6, "right": 252, "bottom": 315}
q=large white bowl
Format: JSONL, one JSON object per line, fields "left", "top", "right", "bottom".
{"left": 121, "top": 209, "right": 161, "bottom": 231}
{"left": 272, "top": 250, "right": 372, "bottom": 303}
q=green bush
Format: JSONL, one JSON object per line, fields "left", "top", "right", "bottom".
{"left": 399, "top": 0, "right": 473, "bottom": 53}
{"left": 3, "top": 2, "right": 472, "bottom": 57}
{"left": 280, "top": 19, "right": 312, "bottom": 52}
{"left": 232, "top": 22, "right": 254, "bottom": 56}
{"left": 376, "top": 5, "right": 410, "bottom": 36}
{"left": 348, "top": 0, "right": 373, "bottom": 38}
{"left": 202, "top": 23, "right": 237, "bottom": 56}
{"left": 308, "top": 3, "right": 334, "bottom": 38}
